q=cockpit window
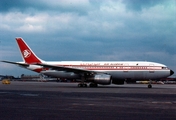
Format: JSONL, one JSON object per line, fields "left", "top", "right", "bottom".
{"left": 162, "top": 67, "right": 168, "bottom": 69}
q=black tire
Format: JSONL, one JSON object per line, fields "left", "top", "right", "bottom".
{"left": 89, "top": 83, "right": 98, "bottom": 87}
{"left": 148, "top": 84, "right": 152, "bottom": 88}
{"left": 78, "top": 84, "right": 82, "bottom": 87}
{"left": 83, "top": 84, "right": 87, "bottom": 87}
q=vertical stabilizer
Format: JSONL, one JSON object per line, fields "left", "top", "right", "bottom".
{"left": 16, "top": 38, "right": 43, "bottom": 64}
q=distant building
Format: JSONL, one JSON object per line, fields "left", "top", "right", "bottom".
{"left": 0, "top": 75, "right": 15, "bottom": 80}
{"left": 21, "top": 74, "right": 40, "bottom": 81}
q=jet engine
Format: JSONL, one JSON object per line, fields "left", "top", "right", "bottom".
{"left": 87, "top": 74, "right": 112, "bottom": 85}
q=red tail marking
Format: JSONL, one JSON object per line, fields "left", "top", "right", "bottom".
{"left": 16, "top": 38, "right": 42, "bottom": 64}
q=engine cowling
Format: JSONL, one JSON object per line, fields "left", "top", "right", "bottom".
{"left": 87, "top": 74, "right": 111, "bottom": 85}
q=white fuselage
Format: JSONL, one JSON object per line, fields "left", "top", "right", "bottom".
{"left": 25, "top": 61, "right": 172, "bottom": 81}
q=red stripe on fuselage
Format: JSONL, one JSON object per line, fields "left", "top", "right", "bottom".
{"left": 63, "top": 65, "right": 164, "bottom": 70}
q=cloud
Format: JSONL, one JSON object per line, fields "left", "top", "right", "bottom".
{"left": 0, "top": 0, "right": 175, "bottom": 76}
{"left": 123, "top": 0, "right": 167, "bottom": 11}
{"left": 0, "top": 0, "right": 92, "bottom": 16}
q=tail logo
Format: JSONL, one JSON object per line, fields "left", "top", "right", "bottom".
{"left": 23, "top": 49, "right": 31, "bottom": 58}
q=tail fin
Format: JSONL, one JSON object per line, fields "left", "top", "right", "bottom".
{"left": 16, "top": 38, "right": 44, "bottom": 64}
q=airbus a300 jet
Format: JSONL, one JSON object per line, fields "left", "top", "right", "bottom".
{"left": 2, "top": 38, "right": 174, "bottom": 88}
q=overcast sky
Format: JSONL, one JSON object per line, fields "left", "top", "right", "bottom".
{"left": 0, "top": 0, "right": 176, "bottom": 77}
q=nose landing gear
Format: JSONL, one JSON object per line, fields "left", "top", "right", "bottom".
{"left": 148, "top": 80, "right": 152, "bottom": 88}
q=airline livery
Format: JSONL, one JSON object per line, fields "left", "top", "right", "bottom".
{"left": 2, "top": 38, "right": 174, "bottom": 88}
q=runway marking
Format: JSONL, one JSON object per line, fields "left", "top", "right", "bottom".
{"left": 151, "top": 101, "right": 174, "bottom": 104}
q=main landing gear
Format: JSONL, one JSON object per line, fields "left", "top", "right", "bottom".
{"left": 78, "top": 73, "right": 88, "bottom": 87}
{"left": 78, "top": 83, "right": 98, "bottom": 87}
{"left": 77, "top": 73, "right": 98, "bottom": 87}
{"left": 89, "top": 83, "right": 98, "bottom": 87}
{"left": 148, "top": 80, "right": 152, "bottom": 88}
{"left": 78, "top": 83, "right": 87, "bottom": 87}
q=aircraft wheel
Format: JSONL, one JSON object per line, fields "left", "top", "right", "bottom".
{"left": 94, "top": 84, "right": 97, "bottom": 87}
{"left": 83, "top": 84, "right": 87, "bottom": 87}
{"left": 89, "top": 84, "right": 93, "bottom": 87}
{"left": 148, "top": 84, "right": 152, "bottom": 88}
{"left": 78, "top": 84, "right": 83, "bottom": 87}
{"left": 78, "top": 83, "right": 87, "bottom": 87}
{"left": 89, "top": 83, "right": 98, "bottom": 87}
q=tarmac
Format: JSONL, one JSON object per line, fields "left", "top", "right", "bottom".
{"left": 0, "top": 81, "right": 176, "bottom": 120}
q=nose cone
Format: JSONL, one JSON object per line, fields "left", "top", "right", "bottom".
{"left": 170, "top": 70, "right": 174, "bottom": 75}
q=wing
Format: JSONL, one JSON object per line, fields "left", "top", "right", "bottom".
{"left": 36, "top": 63, "right": 97, "bottom": 74}
{"left": 1, "top": 60, "right": 29, "bottom": 67}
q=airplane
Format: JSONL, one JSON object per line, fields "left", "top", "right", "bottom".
{"left": 1, "top": 38, "right": 174, "bottom": 88}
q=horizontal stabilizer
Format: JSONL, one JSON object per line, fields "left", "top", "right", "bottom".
{"left": 1, "top": 60, "right": 29, "bottom": 67}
